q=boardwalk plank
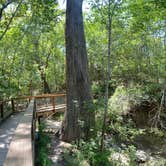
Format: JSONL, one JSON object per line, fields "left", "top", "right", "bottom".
{"left": 0, "top": 113, "right": 23, "bottom": 166}
{"left": 3, "top": 100, "right": 35, "bottom": 166}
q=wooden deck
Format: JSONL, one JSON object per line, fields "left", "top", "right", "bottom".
{"left": 36, "top": 104, "right": 66, "bottom": 118}
{"left": 0, "top": 93, "right": 66, "bottom": 166}
{"left": 3, "top": 100, "right": 35, "bottom": 166}
{"left": 0, "top": 113, "right": 23, "bottom": 166}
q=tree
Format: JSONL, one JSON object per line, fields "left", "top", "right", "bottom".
{"left": 0, "top": 0, "right": 23, "bottom": 40}
{"left": 0, "top": 0, "right": 65, "bottom": 97}
{"left": 62, "top": 0, "right": 94, "bottom": 142}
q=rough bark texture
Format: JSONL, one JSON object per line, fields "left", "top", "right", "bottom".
{"left": 41, "top": 71, "right": 51, "bottom": 94}
{"left": 38, "top": 66, "right": 51, "bottom": 94}
{"left": 62, "top": 0, "right": 94, "bottom": 142}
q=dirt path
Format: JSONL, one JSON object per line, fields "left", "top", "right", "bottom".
{"left": 49, "top": 135, "right": 66, "bottom": 166}
{"left": 44, "top": 119, "right": 71, "bottom": 166}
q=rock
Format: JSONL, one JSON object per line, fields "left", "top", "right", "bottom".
{"left": 135, "top": 150, "right": 149, "bottom": 163}
{"left": 59, "top": 141, "right": 72, "bottom": 150}
{"left": 121, "top": 143, "right": 127, "bottom": 149}
{"left": 80, "top": 160, "right": 90, "bottom": 166}
{"left": 139, "top": 156, "right": 166, "bottom": 166}
{"left": 109, "top": 152, "right": 130, "bottom": 166}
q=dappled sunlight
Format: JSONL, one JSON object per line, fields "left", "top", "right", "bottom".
{"left": 0, "top": 0, "right": 165, "bottom": 165}
{"left": 0, "top": 113, "right": 23, "bottom": 165}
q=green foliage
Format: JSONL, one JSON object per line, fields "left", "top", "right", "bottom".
{"left": 87, "top": 0, "right": 166, "bottom": 89}
{"left": 108, "top": 145, "right": 137, "bottom": 166}
{"left": 108, "top": 85, "right": 147, "bottom": 115}
{"left": 0, "top": 0, "right": 165, "bottom": 98}
{"left": 63, "top": 138, "right": 110, "bottom": 166}
{"left": 63, "top": 138, "right": 139, "bottom": 166}
{"left": 107, "top": 83, "right": 166, "bottom": 143}
{"left": 109, "top": 111, "right": 144, "bottom": 143}
{"left": 0, "top": 0, "right": 65, "bottom": 97}
{"left": 0, "top": 1, "right": 165, "bottom": 166}
{"left": 109, "top": 83, "right": 164, "bottom": 114}
{"left": 93, "top": 151, "right": 110, "bottom": 166}
{"left": 36, "top": 123, "right": 52, "bottom": 166}
{"left": 125, "top": 145, "right": 137, "bottom": 166}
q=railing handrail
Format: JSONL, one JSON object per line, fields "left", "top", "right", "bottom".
{"left": 0, "top": 93, "right": 66, "bottom": 122}
{"left": 0, "top": 93, "right": 66, "bottom": 103}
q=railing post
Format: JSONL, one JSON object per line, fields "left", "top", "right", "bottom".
{"left": 0, "top": 103, "right": 4, "bottom": 119}
{"left": 11, "top": 99, "right": 15, "bottom": 113}
{"left": 64, "top": 94, "right": 67, "bottom": 105}
{"left": 32, "top": 99, "right": 36, "bottom": 141}
{"left": 52, "top": 96, "right": 55, "bottom": 111}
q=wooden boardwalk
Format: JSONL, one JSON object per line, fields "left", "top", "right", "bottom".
{"left": 36, "top": 104, "right": 66, "bottom": 118}
{"left": 0, "top": 112, "right": 23, "bottom": 166}
{"left": 0, "top": 93, "right": 66, "bottom": 166}
{"left": 3, "top": 100, "right": 35, "bottom": 166}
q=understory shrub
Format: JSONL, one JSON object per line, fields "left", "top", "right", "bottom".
{"left": 36, "top": 123, "right": 52, "bottom": 166}
{"left": 64, "top": 83, "right": 165, "bottom": 166}
{"left": 63, "top": 137, "right": 110, "bottom": 166}
{"left": 108, "top": 85, "right": 149, "bottom": 115}
{"left": 108, "top": 84, "right": 166, "bottom": 129}
{"left": 108, "top": 115, "right": 144, "bottom": 143}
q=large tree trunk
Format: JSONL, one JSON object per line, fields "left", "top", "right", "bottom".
{"left": 62, "top": 0, "right": 94, "bottom": 142}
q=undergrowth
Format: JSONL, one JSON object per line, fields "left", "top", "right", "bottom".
{"left": 35, "top": 122, "right": 52, "bottom": 166}
{"left": 63, "top": 83, "right": 166, "bottom": 166}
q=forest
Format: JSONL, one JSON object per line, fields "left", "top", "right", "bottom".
{"left": 0, "top": 0, "right": 166, "bottom": 166}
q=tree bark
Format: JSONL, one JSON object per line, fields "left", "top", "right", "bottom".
{"left": 41, "top": 71, "right": 51, "bottom": 94}
{"left": 100, "top": 0, "right": 118, "bottom": 151}
{"left": 62, "top": 0, "right": 94, "bottom": 142}
{"left": 34, "top": 37, "right": 51, "bottom": 94}
{"left": 37, "top": 65, "right": 51, "bottom": 94}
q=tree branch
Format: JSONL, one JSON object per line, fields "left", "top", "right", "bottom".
{"left": 0, "top": 0, "right": 13, "bottom": 20}
{"left": 0, "top": 0, "right": 23, "bottom": 40}
{"left": 45, "top": 51, "right": 51, "bottom": 69}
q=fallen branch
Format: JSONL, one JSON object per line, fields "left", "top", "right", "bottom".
{"left": 149, "top": 90, "right": 166, "bottom": 129}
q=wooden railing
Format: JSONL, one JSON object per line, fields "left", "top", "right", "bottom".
{"left": 4, "top": 99, "right": 36, "bottom": 166}
{"left": 0, "top": 98, "right": 29, "bottom": 122}
{"left": 2, "top": 93, "right": 66, "bottom": 166}
{"left": 0, "top": 93, "right": 66, "bottom": 122}
{"left": 0, "top": 99, "right": 13, "bottom": 120}
{"left": 34, "top": 94, "right": 66, "bottom": 110}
